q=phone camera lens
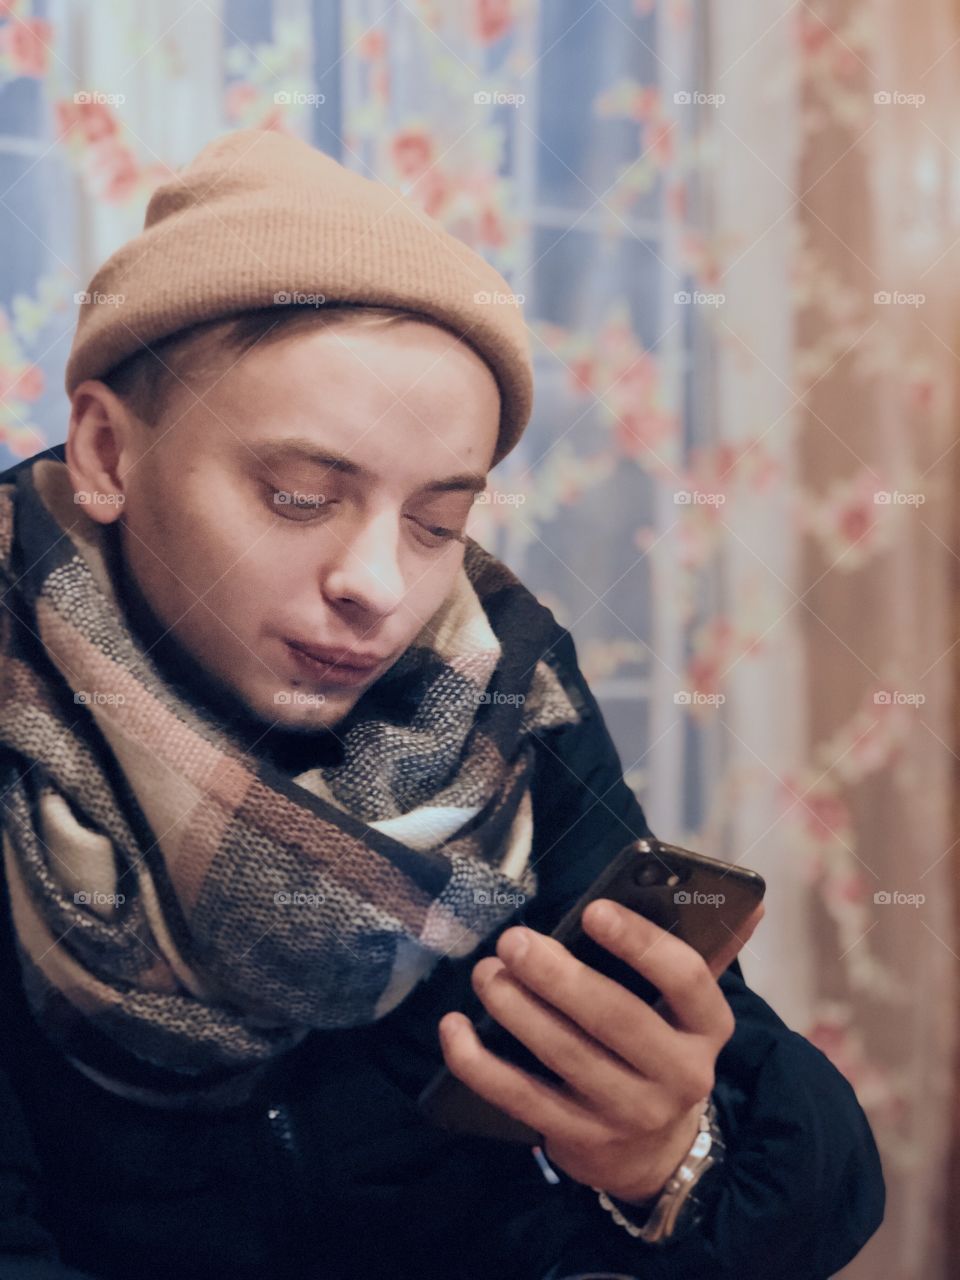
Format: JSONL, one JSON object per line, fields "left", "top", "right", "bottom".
{"left": 633, "top": 861, "right": 662, "bottom": 886}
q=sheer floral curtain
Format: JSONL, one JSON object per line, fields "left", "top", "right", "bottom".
{"left": 702, "top": 5, "right": 960, "bottom": 1278}
{"left": 1, "top": 1, "right": 959, "bottom": 1276}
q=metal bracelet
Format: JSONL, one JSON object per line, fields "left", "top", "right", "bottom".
{"left": 591, "top": 1096, "right": 725, "bottom": 1245}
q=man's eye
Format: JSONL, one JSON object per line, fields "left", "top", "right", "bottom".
{"left": 405, "top": 515, "right": 466, "bottom": 548}
{"left": 266, "top": 487, "right": 331, "bottom": 521}
{"left": 263, "top": 488, "right": 464, "bottom": 544}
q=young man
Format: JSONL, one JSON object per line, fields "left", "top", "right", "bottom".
{"left": 0, "top": 130, "right": 883, "bottom": 1279}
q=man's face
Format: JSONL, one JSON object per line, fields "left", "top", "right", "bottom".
{"left": 101, "top": 319, "right": 501, "bottom": 731}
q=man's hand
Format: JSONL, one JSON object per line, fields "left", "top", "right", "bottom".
{"left": 437, "top": 896, "right": 764, "bottom": 1204}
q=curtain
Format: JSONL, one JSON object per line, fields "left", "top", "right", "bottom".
{"left": 704, "top": 5, "right": 960, "bottom": 1277}
{"left": 1, "top": 1, "right": 958, "bottom": 1274}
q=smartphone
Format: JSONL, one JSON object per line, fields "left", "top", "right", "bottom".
{"left": 417, "top": 836, "right": 765, "bottom": 1144}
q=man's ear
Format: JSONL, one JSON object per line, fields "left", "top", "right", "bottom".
{"left": 66, "top": 380, "right": 136, "bottom": 526}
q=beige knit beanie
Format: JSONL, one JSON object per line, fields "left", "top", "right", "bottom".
{"left": 65, "top": 129, "right": 533, "bottom": 468}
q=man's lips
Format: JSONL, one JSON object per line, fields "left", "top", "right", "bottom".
{"left": 284, "top": 640, "right": 389, "bottom": 671}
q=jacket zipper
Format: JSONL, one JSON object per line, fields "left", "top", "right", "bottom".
{"left": 265, "top": 1101, "right": 316, "bottom": 1254}
{"left": 267, "top": 1102, "right": 297, "bottom": 1156}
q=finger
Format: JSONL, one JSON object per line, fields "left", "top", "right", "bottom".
{"left": 490, "top": 930, "right": 708, "bottom": 1097}
{"left": 437, "top": 1009, "right": 603, "bottom": 1142}
{"left": 707, "top": 901, "right": 765, "bottom": 980}
{"left": 471, "top": 955, "right": 678, "bottom": 1123}
{"left": 580, "top": 900, "right": 734, "bottom": 1041}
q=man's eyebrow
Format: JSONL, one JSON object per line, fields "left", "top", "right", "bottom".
{"left": 247, "top": 437, "right": 488, "bottom": 494}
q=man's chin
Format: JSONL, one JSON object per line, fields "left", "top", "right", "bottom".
{"left": 258, "top": 686, "right": 356, "bottom": 732}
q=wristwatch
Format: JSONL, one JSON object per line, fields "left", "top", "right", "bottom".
{"left": 591, "top": 1095, "right": 725, "bottom": 1244}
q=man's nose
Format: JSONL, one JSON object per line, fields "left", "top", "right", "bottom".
{"left": 321, "top": 510, "right": 407, "bottom": 618}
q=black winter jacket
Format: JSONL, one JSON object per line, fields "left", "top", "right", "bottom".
{"left": 0, "top": 444, "right": 884, "bottom": 1280}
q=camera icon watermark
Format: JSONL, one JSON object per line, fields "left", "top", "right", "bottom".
{"left": 274, "top": 90, "right": 326, "bottom": 106}
{"left": 474, "top": 489, "right": 526, "bottom": 506}
{"left": 673, "top": 90, "right": 725, "bottom": 107}
{"left": 273, "top": 290, "right": 326, "bottom": 306}
{"left": 874, "top": 90, "right": 925, "bottom": 107}
{"left": 873, "top": 290, "right": 925, "bottom": 308}
{"left": 74, "top": 490, "right": 125, "bottom": 506}
{"left": 74, "top": 690, "right": 126, "bottom": 706}
{"left": 674, "top": 489, "right": 726, "bottom": 507}
{"left": 873, "top": 889, "right": 925, "bottom": 907}
{"left": 874, "top": 490, "right": 925, "bottom": 506}
{"left": 473, "top": 889, "right": 526, "bottom": 905}
{"left": 673, "top": 890, "right": 725, "bottom": 905}
{"left": 74, "top": 290, "right": 125, "bottom": 307}
{"left": 674, "top": 289, "right": 725, "bottom": 308}
{"left": 74, "top": 890, "right": 125, "bottom": 906}
{"left": 473, "top": 89, "right": 526, "bottom": 107}
{"left": 272, "top": 489, "right": 326, "bottom": 508}
{"left": 674, "top": 690, "right": 726, "bottom": 706}
{"left": 474, "top": 289, "right": 525, "bottom": 306}
{"left": 74, "top": 90, "right": 125, "bottom": 106}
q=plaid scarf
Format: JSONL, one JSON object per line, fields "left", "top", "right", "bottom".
{"left": 0, "top": 456, "right": 583, "bottom": 1109}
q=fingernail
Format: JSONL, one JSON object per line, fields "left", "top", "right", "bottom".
{"left": 500, "top": 929, "right": 528, "bottom": 961}
{"left": 589, "top": 900, "right": 617, "bottom": 930}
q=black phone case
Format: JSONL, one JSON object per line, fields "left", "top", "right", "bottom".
{"left": 417, "top": 836, "right": 765, "bottom": 1144}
